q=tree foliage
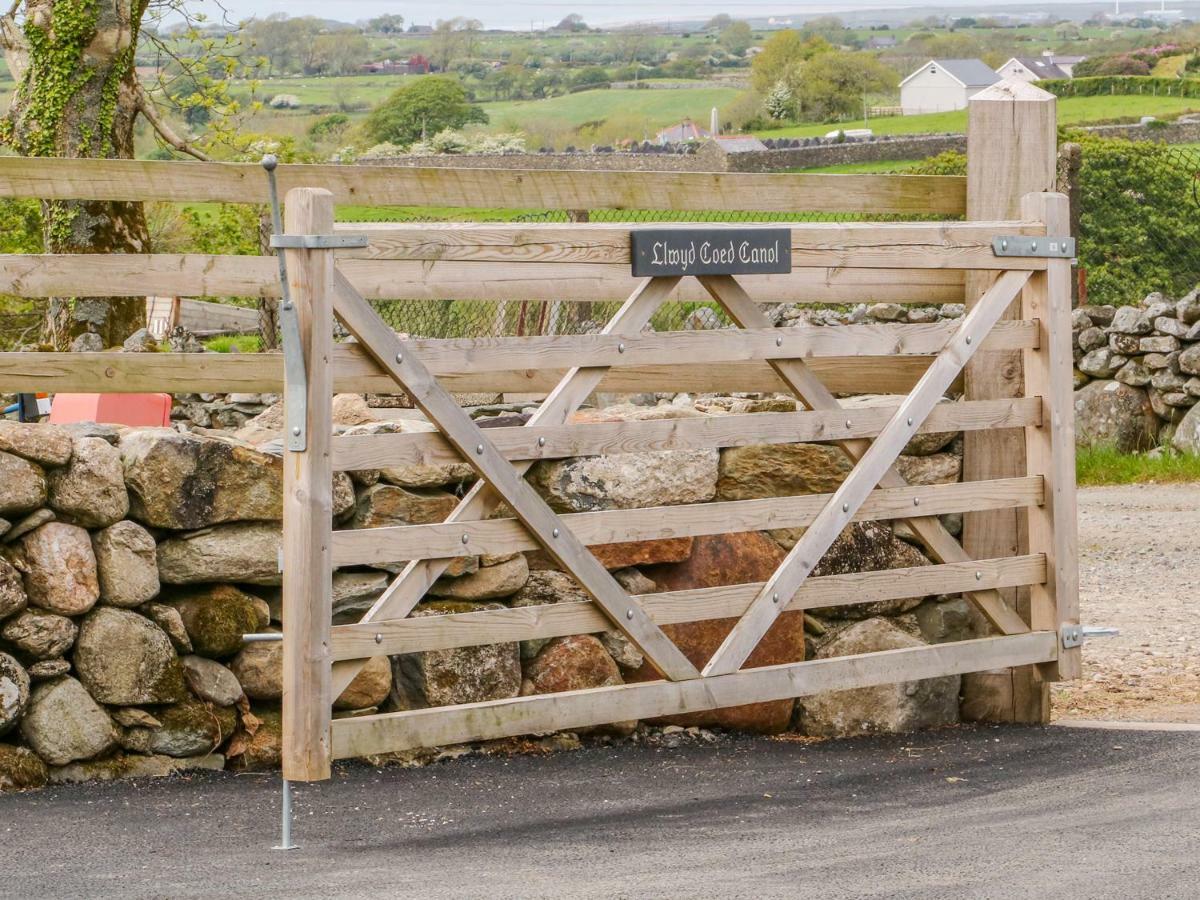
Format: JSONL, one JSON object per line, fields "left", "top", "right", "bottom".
{"left": 750, "top": 30, "right": 831, "bottom": 93}
{"left": 363, "top": 76, "right": 488, "bottom": 147}
{"left": 793, "top": 51, "right": 898, "bottom": 120}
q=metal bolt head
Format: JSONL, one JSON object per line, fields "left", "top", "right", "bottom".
{"left": 1031, "top": 241, "right": 1038, "bottom": 252}
{"left": 965, "top": 336, "right": 972, "bottom": 345}
{"left": 537, "top": 436, "right": 546, "bottom": 447}
{"left": 772, "top": 593, "right": 780, "bottom": 604}
{"left": 975, "top": 571, "right": 983, "bottom": 581}
{"left": 845, "top": 419, "right": 852, "bottom": 429}
{"left": 618, "top": 342, "right": 626, "bottom": 354}
{"left": 626, "top": 609, "right": 634, "bottom": 621}
{"left": 395, "top": 352, "right": 403, "bottom": 364}
{"left": 461, "top": 533, "right": 469, "bottom": 544}
{"left": 374, "top": 633, "right": 383, "bottom": 645}
{"left": 913, "top": 497, "right": 920, "bottom": 506}
{"left": 842, "top": 502, "right": 849, "bottom": 513}
{"left": 776, "top": 335, "right": 783, "bottom": 347}
{"left": 552, "top": 527, "right": 560, "bottom": 538}
{"left": 291, "top": 426, "right": 301, "bottom": 437}
{"left": 1000, "top": 239, "right": 1008, "bottom": 251}
{"left": 475, "top": 443, "right": 484, "bottom": 455}
{"left": 261, "top": 154, "right": 278, "bottom": 172}
{"left": 906, "top": 417, "right": 914, "bottom": 427}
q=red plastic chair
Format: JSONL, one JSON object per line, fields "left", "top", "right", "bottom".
{"left": 48, "top": 393, "right": 172, "bottom": 428}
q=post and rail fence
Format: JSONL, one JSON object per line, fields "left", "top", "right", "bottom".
{"left": 0, "top": 82, "right": 1078, "bottom": 811}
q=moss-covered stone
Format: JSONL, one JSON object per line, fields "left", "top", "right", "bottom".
{"left": 0, "top": 743, "right": 49, "bottom": 791}
{"left": 166, "top": 585, "right": 268, "bottom": 659}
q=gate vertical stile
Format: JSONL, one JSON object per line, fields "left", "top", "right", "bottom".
{"left": 280, "top": 187, "right": 336, "bottom": 804}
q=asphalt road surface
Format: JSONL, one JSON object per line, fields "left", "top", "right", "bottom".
{"left": 3, "top": 724, "right": 1197, "bottom": 900}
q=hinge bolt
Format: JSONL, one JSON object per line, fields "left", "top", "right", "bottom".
{"left": 906, "top": 417, "right": 913, "bottom": 427}
{"left": 291, "top": 426, "right": 301, "bottom": 437}
{"left": 1031, "top": 241, "right": 1038, "bottom": 252}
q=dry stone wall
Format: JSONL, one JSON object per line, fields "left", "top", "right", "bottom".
{"left": 0, "top": 388, "right": 982, "bottom": 791}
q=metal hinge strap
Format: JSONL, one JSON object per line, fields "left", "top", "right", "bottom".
{"left": 992, "top": 236, "right": 1076, "bottom": 258}
{"left": 270, "top": 234, "right": 369, "bottom": 250}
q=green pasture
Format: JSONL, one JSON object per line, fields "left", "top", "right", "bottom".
{"left": 482, "top": 85, "right": 741, "bottom": 131}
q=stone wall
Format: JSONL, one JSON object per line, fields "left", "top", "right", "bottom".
{"left": 1071, "top": 289, "right": 1200, "bottom": 454}
{"left": 0, "top": 389, "right": 980, "bottom": 791}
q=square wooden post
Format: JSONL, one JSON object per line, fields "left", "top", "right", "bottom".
{"left": 281, "top": 188, "right": 335, "bottom": 781}
{"left": 961, "top": 81, "right": 1060, "bottom": 723}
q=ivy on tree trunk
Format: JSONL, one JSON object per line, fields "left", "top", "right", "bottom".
{"left": 1, "top": 0, "right": 152, "bottom": 348}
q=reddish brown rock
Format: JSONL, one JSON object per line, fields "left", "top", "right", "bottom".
{"left": 635, "top": 532, "right": 803, "bottom": 733}
{"left": 522, "top": 635, "right": 635, "bottom": 736}
{"left": 525, "top": 536, "right": 694, "bottom": 572}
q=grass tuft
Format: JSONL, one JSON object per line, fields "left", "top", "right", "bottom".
{"left": 1076, "top": 445, "right": 1200, "bottom": 486}
{"left": 204, "top": 334, "right": 261, "bottom": 353}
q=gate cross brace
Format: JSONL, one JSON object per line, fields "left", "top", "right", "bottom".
{"left": 699, "top": 270, "right": 1033, "bottom": 676}
{"left": 332, "top": 273, "right": 701, "bottom": 683}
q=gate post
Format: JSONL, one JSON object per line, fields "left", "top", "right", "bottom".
{"left": 281, "top": 188, "right": 335, "bottom": 781}
{"left": 962, "top": 81, "right": 1059, "bottom": 723}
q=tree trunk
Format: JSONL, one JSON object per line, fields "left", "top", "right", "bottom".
{"left": 2, "top": 1, "right": 151, "bottom": 348}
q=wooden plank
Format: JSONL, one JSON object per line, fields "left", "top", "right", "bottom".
{"left": 333, "top": 321, "right": 1038, "bottom": 376}
{"left": 702, "top": 270, "right": 1033, "bottom": 677}
{"left": 331, "top": 555, "right": 1047, "bottom": 659}
{"left": 698, "top": 274, "right": 1031, "bottom": 638}
{"left": 332, "top": 276, "right": 701, "bottom": 682}
{"left": 280, "top": 189, "right": 334, "bottom": 782}
{"left": 0, "top": 155, "right": 967, "bottom": 214}
{"left": 338, "top": 220, "right": 1045, "bottom": 269}
{"left": 328, "top": 274, "right": 684, "bottom": 697}
{"left": 332, "top": 397, "right": 1043, "bottom": 472}
{"left": 964, "top": 80, "right": 1060, "bottom": 724}
{"left": 332, "top": 475, "right": 1043, "bottom": 566}
{"left": 0, "top": 349, "right": 934, "bottom": 396}
{"left": 330, "top": 632, "right": 1058, "bottom": 758}
{"left": 1020, "top": 192, "right": 1081, "bottom": 681}
{"left": 0, "top": 253, "right": 966, "bottom": 304}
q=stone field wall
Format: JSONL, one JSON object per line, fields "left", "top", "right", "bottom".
{"left": 0, "top": 386, "right": 983, "bottom": 791}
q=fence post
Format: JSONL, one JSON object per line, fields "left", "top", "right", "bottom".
{"left": 281, "top": 188, "right": 335, "bottom": 781}
{"left": 961, "top": 81, "right": 1059, "bottom": 724}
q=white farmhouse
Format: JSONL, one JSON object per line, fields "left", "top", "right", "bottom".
{"left": 996, "top": 57, "right": 1070, "bottom": 82}
{"left": 899, "top": 59, "right": 1000, "bottom": 115}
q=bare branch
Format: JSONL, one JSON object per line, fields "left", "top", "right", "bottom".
{"left": 135, "top": 83, "right": 211, "bottom": 161}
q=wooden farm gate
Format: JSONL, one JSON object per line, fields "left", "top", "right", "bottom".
{"left": 0, "top": 79, "right": 1079, "bottom": 792}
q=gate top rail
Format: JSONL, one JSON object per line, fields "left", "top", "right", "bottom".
{"left": 0, "top": 155, "right": 966, "bottom": 215}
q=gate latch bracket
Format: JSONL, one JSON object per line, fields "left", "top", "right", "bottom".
{"left": 1061, "top": 624, "right": 1120, "bottom": 649}
{"left": 992, "top": 236, "right": 1076, "bottom": 258}
{"left": 269, "top": 234, "right": 370, "bottom": 250}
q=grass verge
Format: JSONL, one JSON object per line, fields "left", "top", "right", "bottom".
{"left": 1076, "top": 445, "right": 1200, "bottom": 486}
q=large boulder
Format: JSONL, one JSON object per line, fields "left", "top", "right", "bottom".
{"left": 46, "top": 437, "right": 128, "bottom": 528}
{"left": 0, "top": 451, "right": 46, "bottom": 518}
{"left": 521, "top": 635, "right": 635, "bottom": 736}
{"left": 167, "top": 585, "right": 270, "bottom": 659}
{"left": 1172, "top": 403, "right": 1200, "bottom": 456}
{"left": 229, "top": 630, "right": 282, "bottom": 700}
{"left": 0, "top": 653, "right": 30, "bottom": 735}
{"left": 73, "top": 608, "right": 187, "bottom": 705}
{"left": 799, "top": 618, "right": 960, "bottom": 737}
{"left": 347, "top": 484, "right": 458, "bottom": 529}
{"left": 390, "top": 601, "right": 522, "bottom": 710}
{"left": 157, "top": 522, "right": 282, "bottom": 586}
{"left": 19, "top": 676, "right": 116, "bottom": 766}
{"left": 120, "top": 429, "right": 285, "bottom": 529}
{"left": 333, "top": 655, "right": 393, "bottom": 710}
{"left": 807, "top": 522, "right": 930, "bottom": 619}
{"left": 636, "top": 532, "right": 804, "bottom": 733}
{"left": 0, "top": 743, "right": 48, "bottom": 791}
{"left": 528, "top": 449, "right": 718, "bottom": 512}
{"left": 840, "top": 395, "right": 957, "bottom": 456}
{"left": 716, "top": 443, "right": 850, "bottom": 501}
{"left": 429, "top": 554, "right": 529, "bottom": 601}
{"left": 121, "top": 699, "right": 236, "bottom": 758}
{"left": 0, "top": 421, "right": 74, "bottom": 467}
{"left": 91, "top": 521, "right": 160, "bottom": 607}
{"left": 14, "top": 523, "right": 99, "bottom": 616}
{"left": 1073, "top": 380, "right": 1158, "bottom": 453}
{"left": 180, "top": 655, "right": 243, "bottom": 707}
{"left": 895, "top": 452, "right": 960, "bottom": 486}
{"left": 0, "top": 609, "right": 77, "bottom": 659}
{"left": 0, "top": 557, "right": 27, "bottom": 621}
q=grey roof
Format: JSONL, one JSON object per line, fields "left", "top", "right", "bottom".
{"left": 1006, "top": 57, "right": 1069, "bottom": 79}
{"left": 712, "top": 135, "right": 768, "bottom": 153}
{"left": 912, "top": 58, "right": 1002, "bottom": 87}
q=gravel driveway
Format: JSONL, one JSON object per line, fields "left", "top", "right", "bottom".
{"left": 1052, "top": 483, "right": 1200, "bottom": 723}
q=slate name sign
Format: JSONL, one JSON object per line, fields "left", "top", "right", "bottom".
{"left": 630, "top": 227, "right": 791, "bottom": 277}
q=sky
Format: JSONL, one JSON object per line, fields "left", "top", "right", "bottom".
{"left": 210, "top": 1, "right": 954, "bottom": 30}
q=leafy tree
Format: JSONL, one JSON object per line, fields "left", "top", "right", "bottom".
{"left": 367, "top": 14, "right": 406, "bottom": 34}
{"left": 763, "top": 81, "right": 795, "bottom": 120}
{"left": 554, "top": 14, "right": 588, "bottom": 33}
{"left": 706, "top": 14, "right": 734, "bottom": 31}
{"left": 718, "top": 21, "right": 753, "bottom": 56}
{"left": 363, "top": 77, "right": 488, "bottom": 147}
{"left": 750, "top": 30, "right": 831, "bottom": 93}
{"left": 793, "top": 51, "right": 898, "bottom": 121}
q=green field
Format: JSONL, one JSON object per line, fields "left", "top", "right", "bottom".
{"left": 755, "top": 95, "right": 1200, "bottom": 140}
{"left": 236, "top": 74, "right": 413, "bottom": 109}
{"left": 483, "top": 86, "right": 741, "bottom": 131}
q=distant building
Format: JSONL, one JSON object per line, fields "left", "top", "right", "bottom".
{"left": 996, "top": 57, "right": 1070, "bottom": 82}
{"left": 1043, "top": 52, "right": 1086, "bottom": 77}
{"left": 866, "top": 35, "right": 897, "bottom": 50}
{"left": 899, "top": 59, "right": 1000, "bottom": 115}
{"left": 654, "top": 119, "right": 711, "bottom": 144}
